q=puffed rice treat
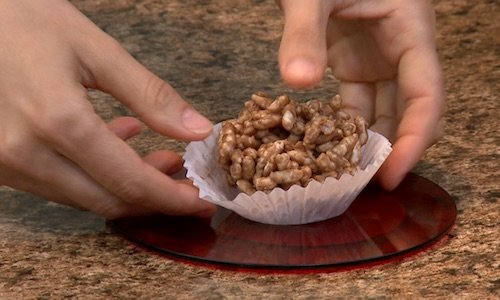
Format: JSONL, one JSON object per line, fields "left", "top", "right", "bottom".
{"left": 183, "top": 92, "right": 392, "bottom": 225}
{"left": 217, "top": 92, "right": 368, "bottom": 194}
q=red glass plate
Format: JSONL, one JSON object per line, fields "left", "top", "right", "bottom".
{"left": 110, "top": 174, "right": 456, "bottom": 270}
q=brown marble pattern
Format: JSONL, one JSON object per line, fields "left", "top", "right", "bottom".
{"left": 0, "top": 0, "right": 498, "bottom": 298}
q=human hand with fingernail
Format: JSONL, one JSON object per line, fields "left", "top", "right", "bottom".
{"left": 0, "top": 0, "right": 216, "bottom": 218}
{"left": 277, "top": 0, "right": 445, "bottom": 189}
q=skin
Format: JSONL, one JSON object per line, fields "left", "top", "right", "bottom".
{"left": 0, "top": 0, "right": 216, "bottom": 219}
{"left": 278, "top": 0, "right": 445, "bottom": 190}
{"left": 0, "top": 0, "right": 444, "bottom": 218}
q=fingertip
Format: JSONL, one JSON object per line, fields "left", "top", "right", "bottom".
{"left": 194, "top": 203, "right": 217, "bottom": 218}
{"left": 171, "top": 180, "right": 217, "bottom": 217}
{"left": 189, "top": 197, "right": 217, "bottom": 218}
{"left": 278, "top": 0, "right": 329, "bottom": 89}
{"left": 375, "top": 144, "right": 416, "bottom": 191}
{"left": 375, "top": 162, "right": 405, "bottom": 191}
{"left": 281, "top": 57, "right": 325, "bottom": 89}
{"left": 142, "top": 151, "right": 184, "bottom": 174}
{"left": 181, "top": 107, "right": 213, "bottom": 139}
{"left": 107, "top": 116, "right": 143, "bottom": 140}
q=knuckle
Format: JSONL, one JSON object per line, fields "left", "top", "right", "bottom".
{"left": 33, "top": 101, "right": 100, "bottom": 146}
{"left": 144, "top": 75, "right": 176, "bottom": 111}
{"left": 113, "top": 175, "right": 147, "bottom": 205}
{"left": 0, "top": 131, "right": 31, "bottom": 171}
{"left": 0, "top": 140, "right": 19, "bottom": 169}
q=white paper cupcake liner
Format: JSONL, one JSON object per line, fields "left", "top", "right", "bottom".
{"left": 184, "top": 123, "right": 392, "bottom": 225}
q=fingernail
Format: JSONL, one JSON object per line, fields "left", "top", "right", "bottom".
{"left": 285, "top": 58, "right": 317, "bottom": 78}
{"left": 194, "top": 208, "right": 216, "bottom": 219}
{"left": 283, "top": 58, "right": 321, "bottom": 88}
{"left": 182, "top": 107, "right": 213, "bottom": 135}
{"left": 194, "top": 204, "right": 217, "bottom": 218}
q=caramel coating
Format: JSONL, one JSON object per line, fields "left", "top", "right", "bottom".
{"left": 217, "top": 93, "right": 368, "bottom": 194}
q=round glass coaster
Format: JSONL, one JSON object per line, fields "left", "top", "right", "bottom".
{"left": 110, "top": 174, "right": 456, "bottom": 270}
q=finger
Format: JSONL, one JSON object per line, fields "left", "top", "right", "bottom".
{"left": 142, "top": 150, "right": 184, "bottom": 175}
{"left": 370, "top": 80, "right": 398, "bottom": 142}
{"left": 0, "top": 167, "right": 75, "bottom": 208}
{"left": 107, "top": 121, "right": 185, "bottom": 175}
{"left": 278, "top": 0, "right": 334, "bottom": 88}
{"left": 5, "top": 147, "right": 208, "bottom": 218}
{"left": 68, "top": 32, "right": 216, "bottom": 215}
{"left": 29, "top": 85, "right": 215, "bottom": 218}
{"left": 76, "top": 32, "right": 212, "bottom": 141}
{"left": 0, "top": 141, "right": 154, "bottom": 217}
{"left": 63, "top": 125, "right": 215, "bottom": 217}
{"left": 339, "top": 81, "right": 375, "bottom": 124}
{"left": 376, "top": 46, "right": 445, "bottom": 190}
{"left": 106, "top": 116, "right": 143, "bottom": 140}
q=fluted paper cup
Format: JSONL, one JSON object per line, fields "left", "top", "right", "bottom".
{"left": 184, "top": 123, "right": 392, "bottom": 225}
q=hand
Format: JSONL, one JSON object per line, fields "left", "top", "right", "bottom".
{"left": 278, "top": 0, "right": 445, "bottom": 189}
{"left": 0, "top": 0, "right": 216, "bottom": 218}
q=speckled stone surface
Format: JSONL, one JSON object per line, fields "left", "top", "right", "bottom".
{"left": 0, "top": 0, "right": 498, "bottom": 298}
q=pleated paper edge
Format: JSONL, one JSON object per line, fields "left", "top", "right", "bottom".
{"left": 184, "top": 123, "right": 392, "bottom": 225}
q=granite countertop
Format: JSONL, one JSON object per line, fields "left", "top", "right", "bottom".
{"left": 0, "top": 0, "right": 498, "bottom": 298}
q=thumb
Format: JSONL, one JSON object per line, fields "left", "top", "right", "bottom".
{"left": 278, "top": 0, "right": 331, "bottom": 89}
{"left": 80, "top": 37, "right": 212, "bottom": 141}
